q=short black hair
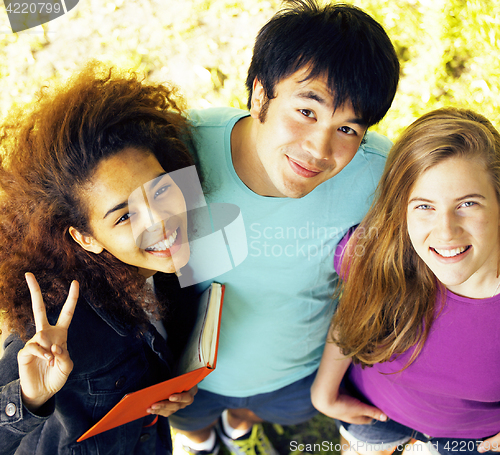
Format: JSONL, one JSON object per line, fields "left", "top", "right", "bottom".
{"left": 246, "top": 0, "right": 400, "bottom": 126}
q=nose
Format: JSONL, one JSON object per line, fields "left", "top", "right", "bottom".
{"left": 302, "top": 126, "right": 334, "bottom": 160}
{"left": 130, "top": 207, "right": 166, "bottom": 249}
{"left": 434, "top": 210, "right": 461, "bottom": 241}
{"left": 144, "top": 206, "right": 165, "bottom": 231}
{"left": 144, "top": 205, "right": 179, "bottom": 234}
{"left": 130, "top": 200, "right": 168, "bottom": 237}
{"left": 129, "top": 185, "right": 172, "bottom": 232}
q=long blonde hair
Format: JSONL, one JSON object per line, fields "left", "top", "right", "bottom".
{"left": 333, "top": 108, "right": 500, "bottom": 366}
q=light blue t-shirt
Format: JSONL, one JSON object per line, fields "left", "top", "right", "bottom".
{"left": 188, "top": 107, "right": 390, "bottom": 397}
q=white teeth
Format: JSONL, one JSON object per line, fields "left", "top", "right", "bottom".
{"left": 145, "top": 229, "right": 178, "bottom": 251}
{"left": 167, "top": 232, "right": 176, "bottom": 246}
{"left": 434, "top": 246, "right": 468, "bottom": 257}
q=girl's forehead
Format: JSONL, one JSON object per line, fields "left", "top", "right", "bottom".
{"left": 85, "top": 149, "right": 165, "bottom": 217}
{"left": 410, "top": 156, "right": 496, "bottom": 198}
{"left": 92, "top": 149, "right": 162, "bottom": 188}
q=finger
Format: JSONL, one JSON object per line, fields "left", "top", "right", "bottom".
{"left": 25, "top": 273, "right": 49, "bottom": 332}
{"left": 478, "top": 436, "right": 500, "bottom": 453}
{"left": 18, "top": 342, "right": 53, "bottom": 365}
{"left": 147, "top": 409, "right": 175, "bottom": 417}
{"left": 168, "top": 392, "right": 195, "bottom": 404}
{"left": 369, "top": 408, "right": 387, "bottom": 422}
{"left": 52, "top": 345, "right": 74, "bottom": 376}
{"left": 355, "top": 401, "right": 387, "bottom": 422}
{"left": 51, "top": 344, "right": 63, "bottom": 356}
{"left": 150, "top": 399, "right": 175, "bottom": 408}
{"left": 147, "top": 401, "right": 184, "bottom": 416}
{"left": 56, "top": 281, "right": 79, "bottom": 329}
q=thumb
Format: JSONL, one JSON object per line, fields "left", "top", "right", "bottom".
{"left": 478, "top": 434, "right": 500, "bottom": 453}
{"left": 360, "top": 402, "right": 388, "bottom": 422}
{"left": 52, "top": 344, "right": 74, "bottom": 377}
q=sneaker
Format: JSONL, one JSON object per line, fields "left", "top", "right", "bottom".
{"left": 171, "top": 428, "right": 220, "bottom": 455}
{"left": 216, "top": 422, "right": 279, "bottom": 455}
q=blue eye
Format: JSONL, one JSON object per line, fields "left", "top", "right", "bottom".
{"left": 154, "top": 185, "right": 170, "bottom": 199}
{"left": 416, "top": 204, "right": 432, "bottom": 210}
{"left": 461, "top": 201, "right": 476, "bottom": 208}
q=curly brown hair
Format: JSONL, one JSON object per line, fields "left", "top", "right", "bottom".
{"left": 0, "top": 62, "right": 194, "bottom": 340}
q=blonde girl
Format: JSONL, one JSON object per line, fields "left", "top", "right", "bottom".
{"left": 312, "top": 108, "right": 500, "bottom": 455}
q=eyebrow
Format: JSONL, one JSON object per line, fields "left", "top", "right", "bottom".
{"left": 102, "top": 172, "right": 167, "bottom": 220}
{"left": 103, "top": 201, "right": 128, "bottom": 220}
{"left": 148, "top": 172, "right": 167, "bottom": 191}
{"left": 296, "top": 91, "right": 366, "bottom": 125}
{"left": 297, "top": 90, "right": 327, "bottom": 105}
{"left": 408, "top": 194, "right": 486, "bottom": 204}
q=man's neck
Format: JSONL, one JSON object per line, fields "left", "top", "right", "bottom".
{"left": 230, "top": 116, "right": 280, "bottom": 197}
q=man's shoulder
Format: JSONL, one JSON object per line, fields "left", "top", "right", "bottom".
{"left": 187, "top": 107, "right": 249, "bottom": 129}
{"left": 360, "top": 130, "right": 392, "bottom": 159}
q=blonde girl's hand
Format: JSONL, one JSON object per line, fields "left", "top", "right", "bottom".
{"left": 324, "top": 390, "right": 387, "bottom": 425}
{"left": 311, "top": 337, "right": 387, "bottom": 424}
{"left": 17, "top": 273, "right": 79, "bottom": 413}
{"left": 478, "top": 432, "right": 500, "bottom": 452}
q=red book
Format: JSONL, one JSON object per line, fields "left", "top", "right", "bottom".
{"left": 77, "top": 282, "right": 225, "bottom": 442}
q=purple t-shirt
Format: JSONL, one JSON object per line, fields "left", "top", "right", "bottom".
{"left": 334, "top": 232, "right": 500, "bottom": 438}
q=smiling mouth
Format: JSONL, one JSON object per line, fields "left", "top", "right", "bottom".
{"left": 287, "top": 156, "right": 323, "bottom": 178}
{"left": 145, "top": 228, "right": 178, "bottom": 252}
{"left": 431, "top": 245, "right": 471, "bottom": 258}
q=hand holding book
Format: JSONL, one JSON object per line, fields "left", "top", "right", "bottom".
{"left": 77, "top": 282, "right": 224, "bottom": 442}
{"left": 146, "top": 385, "right": 198, "bottom": 416}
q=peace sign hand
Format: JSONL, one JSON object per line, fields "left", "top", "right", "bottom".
{"left": 17, "top": 273, "right": 79, "bottom": 413}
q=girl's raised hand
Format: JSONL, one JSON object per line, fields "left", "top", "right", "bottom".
{"left": 17, "top": 273, "right": 79, "bottom": 413}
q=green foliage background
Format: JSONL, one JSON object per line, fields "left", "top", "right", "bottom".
{"left": 1, "top": 1, "right": 499, "bottom": 452}
{"left": 1, "top": 0, "right": 499, "bottom": 141}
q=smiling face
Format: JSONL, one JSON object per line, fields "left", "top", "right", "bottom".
{"left": 71, "top": 147, "right": 190, "bottom": 277}
{"left": 407, "top": 157, "right": 500, "bottom": 298}
{"left": 239, "top": 68, "right": 367, "bottom": 198}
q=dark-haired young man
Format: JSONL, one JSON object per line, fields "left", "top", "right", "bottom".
{"left": 170, "top": 1, "right": 399, "bottom": 454}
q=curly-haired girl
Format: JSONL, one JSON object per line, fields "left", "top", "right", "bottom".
{"left": 0, "top": 62, "right": 197, "bottom": 454}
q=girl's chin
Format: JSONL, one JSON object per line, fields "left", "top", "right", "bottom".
{"left": 138, "top": 263, "right": 183, "bottom": 277}
{"left": 156, "top": 246, "right": 191, "bottom": 275}
{"left": 135, "top": 242, "right": 191, "bottom": 277}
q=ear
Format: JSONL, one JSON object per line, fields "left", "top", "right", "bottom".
{"left": 68, "top": 226, "right": 104, "bottom": 254}
{"left": 249, "top": 78, "right": 266, "bottom": 119}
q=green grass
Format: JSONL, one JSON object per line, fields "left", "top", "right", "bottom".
{"left": 263, "top": 414, "right": 341, "bottom": 455}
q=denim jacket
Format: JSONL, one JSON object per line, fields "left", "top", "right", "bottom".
{"left": 0, "top": 290, "right": 175, "bottom": 455}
